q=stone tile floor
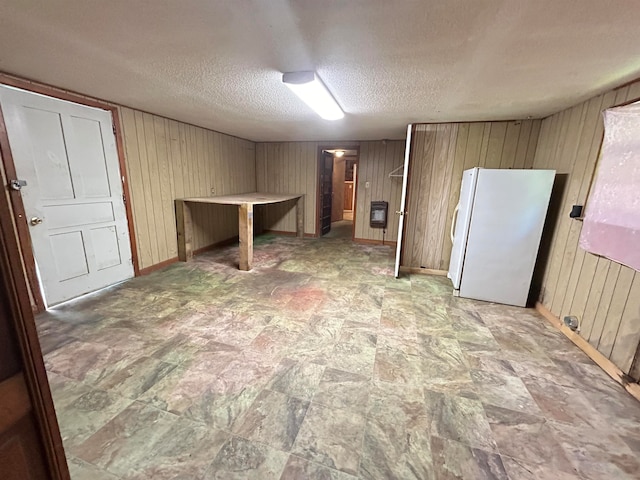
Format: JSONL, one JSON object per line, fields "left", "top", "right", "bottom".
{"left": 37, "top": 233, "right": 640, "bottom": 479}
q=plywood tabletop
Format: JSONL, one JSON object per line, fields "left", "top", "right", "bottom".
{"left": 179, "top": 192, "right": 303, "bottom": 205}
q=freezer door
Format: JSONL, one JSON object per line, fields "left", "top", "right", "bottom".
{"left": 459, "top": 169, "right": 555, "bottom": 307}
{"left": 448, "top": 168, "right": 479, "bottom": 289}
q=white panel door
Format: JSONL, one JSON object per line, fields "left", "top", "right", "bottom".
{"left": 448, "top": 167, "right": 479, "bottom": 289}
{"left": 0, "top": 86, "right": 133, "bottom": 306}
{"left": 394, "top": 124, "right": 412, "bottom": 278}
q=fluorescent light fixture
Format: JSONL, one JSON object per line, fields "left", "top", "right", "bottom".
{"left": 282, "top": 71, "right": 344, "bottom": 120}
{"left": 334, "top": 150, "right": 345, "bottom": 157}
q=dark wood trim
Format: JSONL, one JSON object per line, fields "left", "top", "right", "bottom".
{"left": 353, "top": 237, "right": 397, "bottom": 248}
{"left": 350, "top": 149, "right": 360, "bottom": 242}
{"left": 611, "top": 93, "right": 640, "bottom": 109}
{"left": 608, "top": 75, "right": 640, "bottom": 94}
{"left": 0, "top": 73, "right": 115, "bottom": 111}
{"left": 0, "top": 144, "right": 69, "bottom": 477}
{"left": 0, "top": 75, "right": 141, "bottom": 309}
{"left": 0, "top": 102, "right": 46, "bottom": 312}
{"left": 138, "top": 257, "right": 179, "bottom": 276}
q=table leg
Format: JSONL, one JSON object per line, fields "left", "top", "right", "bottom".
{"left": 239, "top": 203, "right": 253, "bottom": 271}
{"left": 296, "top": 195, "right": 305, "bottom": 238}
{"left": 176, "top": 200, "right": 193, "bottom": 261}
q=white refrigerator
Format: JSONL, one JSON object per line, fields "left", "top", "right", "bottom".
{"left": 448, "top": 168, "right": 555, "bottom": 307}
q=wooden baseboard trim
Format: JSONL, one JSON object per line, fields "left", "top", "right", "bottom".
{"left": 535, "top": 302, "right": 640, "bottom": 403}
{"left": 139, "top": 257, "right": 179, "bottom": 276}
{"left": 262, "top": 230, "right": 314, "bottom": 238}
{"left": 353, "top": 237, "right": 397, "bottom": 247}
{"left": 399, "top": 267, "right": 448, "bottom": 276}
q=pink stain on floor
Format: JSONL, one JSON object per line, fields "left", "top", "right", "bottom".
{"left": 282, "top": 287, "right": 327, "bottom": 312}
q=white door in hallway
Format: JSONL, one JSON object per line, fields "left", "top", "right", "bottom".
{"left": 394, "top": 124, "right": 412, "bottom": 278}
{"left": 0, "top": 86, "right": 133, "bottom": 306}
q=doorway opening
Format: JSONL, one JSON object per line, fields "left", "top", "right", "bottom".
{"left": 317, "top": 146, "right": 359, "bottom": 240}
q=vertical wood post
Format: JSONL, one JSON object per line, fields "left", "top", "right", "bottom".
{"left": 296, "top": 195, "right": 305, "bottom": 238}
{"left": 239, "top": 203, "right": 253, "bottom": 271}
{"left": 176, "top": 200, "right": 193, "bottom": 261}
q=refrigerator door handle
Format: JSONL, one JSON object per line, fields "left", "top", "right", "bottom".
{"left": 450, "top": 203, "right": 460, "bottom": 243}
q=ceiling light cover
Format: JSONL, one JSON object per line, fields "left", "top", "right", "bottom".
{"left": 334, "top": 150, "right": 345, "bottom": 157}
{"left": 282, "top": 71, "right": 344, "bottom": 120}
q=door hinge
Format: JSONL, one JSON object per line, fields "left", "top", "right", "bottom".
{"left": 112, "top": 123, "right": 117, "bottom": 135}
{"left": 123, "top": 194, "right": 126, "bottom": 206}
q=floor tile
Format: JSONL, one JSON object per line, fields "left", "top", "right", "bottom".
{"left": 471, "top": 369, "right": 542, "bottom": 414}
{"left": 500, "top": 456, "right": 581, "bottom": 480}
{"left": 280, "top": 455, "right": 357, "bottom": 480}
{"left": 58, "top": 389, "right": 134, "bottom": 450}
{"left": 548, "top": 419, "right": 640, "bottom": 479}
{"left": 265, "top": 358, "right": 326, "bottom": 401}
{"left": 366, "top": 380, "right": 429, "bottom": 428}
{"left": 327, "top": 334, "right": 377, "bottom": 377}
{"left": 72, "top": 402, "right": 178, "bottom": 477}
{"left": 520, "top": 376, "right": 603, "bottom": 427}
{"left": 67, "top": 456, "right": 119, "bottom": 480}
{"left": 430, "top": 436, "right": 509, "bottom": 480}
{"left": 359, "top": 416, "right": 434, "bottom": 479}
{"left": 292, "top": 403, "right": 366, "bottom": 476}
{"left": 427, "top": 391, "right": 498, "bottom": 453}
{"left": 484, "top": 404, "right": 574, "bottom": 473}
{"left": 96, "top": 356, "right": 177, "bottom": 400}
{"left": 312, "top": 367, "right": 370, "bottom": 412}
{"left": 124, "top": 418, "right": 229, "bottom": 479}
{"left": 233, "top": 389, "right": 309, "bottom": 451}
{"left": 205, "top": 436, "right": 289, "bottom": 480}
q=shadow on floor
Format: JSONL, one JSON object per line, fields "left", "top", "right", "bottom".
{"left": 323, "top": 220, "right": 352, "bottom": 239}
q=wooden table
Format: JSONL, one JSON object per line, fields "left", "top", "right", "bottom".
{"left": 175, "top": 193, "right": 304, "bottom": 271}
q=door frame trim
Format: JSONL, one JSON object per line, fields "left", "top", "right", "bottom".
{"left": 0, "top": 73, "right": 140, "bottom": 311}
{"left": 315, "top": 144, "right": 360, "bottom": 238}
{"left": 0, "top": 144, "right": 69, "bottom": 477}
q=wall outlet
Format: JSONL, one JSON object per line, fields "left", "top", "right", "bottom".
{"left": 211, "top": 188, "right": 216, "bottom": 195}
{"left": 563, "top": 315, "right": 579, "bottom": 331}
{"left": 365, "top": 181, "right": 370, "bottom": 189}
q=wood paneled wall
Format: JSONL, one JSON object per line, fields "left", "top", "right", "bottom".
{"left": 354, "top": 141, "right": 405, "bottom": 243}
{"left": 255, "top": 142, "right": 318, "bottom": 235}
{"left": 531, "top": 79, "right": 640, "bottom": 375}
{"left": 119, "top": 107, "right": 256, "bottom": 270}
{"left": 403, "top": 120, "right": 541, "bottom": 270}
{"left": 255, "top": 141, "right": 405, "bottom": 242}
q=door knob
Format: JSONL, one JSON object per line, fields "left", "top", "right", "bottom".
{"left": 30, "top": 217, "right": 43, "bottom": 226}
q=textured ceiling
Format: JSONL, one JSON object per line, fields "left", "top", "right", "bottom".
{"left": 1, "top": 1, "right": 639, "bottom": 142}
